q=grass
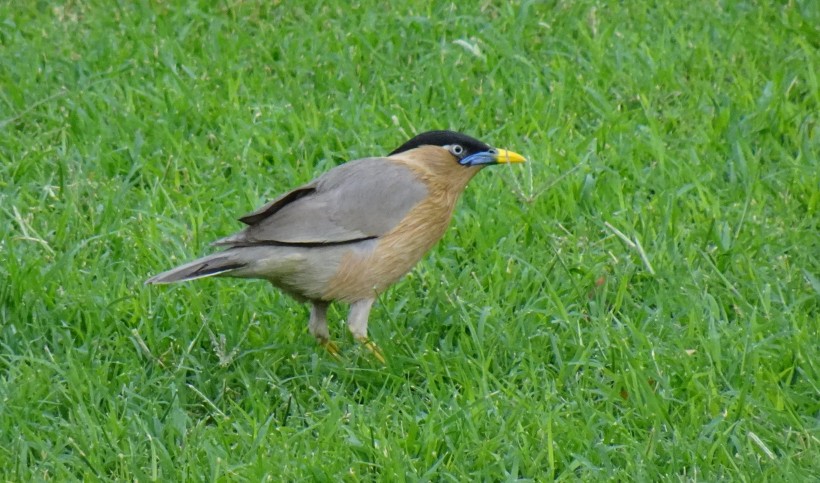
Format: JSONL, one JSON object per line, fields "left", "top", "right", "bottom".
{"left": 1, "top": 0, "right": 818, "bottom": 480}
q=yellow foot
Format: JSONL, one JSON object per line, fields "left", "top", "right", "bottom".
{"left": 356, "top": 337, "right": 386, "bottom": 364}
{"left": 321, "top": 340, "right": 341, "bottom": 360}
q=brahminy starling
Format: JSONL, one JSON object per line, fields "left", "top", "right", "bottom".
{"left": 146, "top": 130, "right": 526, "bottom": 361}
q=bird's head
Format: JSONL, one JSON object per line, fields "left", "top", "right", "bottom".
{"left": 389, "top": 130, "right": 527, "bottom": 168}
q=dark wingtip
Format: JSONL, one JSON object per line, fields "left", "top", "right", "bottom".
{"left": 239, "top": 187, "right": 316, "bottom": 226}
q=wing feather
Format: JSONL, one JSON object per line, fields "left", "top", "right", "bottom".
{"left": 215, "top": 158, "right": 427, "bottom": 247}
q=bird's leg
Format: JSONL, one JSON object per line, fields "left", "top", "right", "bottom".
{"left": 309, "top": 301, "right": 339, "bottom": 358}
{"left": 346, "top": 298, "right": 384, "bottom": 363}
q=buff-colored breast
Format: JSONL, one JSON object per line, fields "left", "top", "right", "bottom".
{"left": 322, "top": 147, "right": 480, "bottom": 302}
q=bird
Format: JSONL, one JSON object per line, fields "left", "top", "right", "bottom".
{"left": 146, "top": 130, "right": 526, "bottom": 362}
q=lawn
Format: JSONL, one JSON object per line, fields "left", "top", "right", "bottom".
{"left": 1, "top": 0, "right": 818, "bottom": 480}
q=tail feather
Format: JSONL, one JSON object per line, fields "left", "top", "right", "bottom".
{"left": 145, "top": 253, "right": 246, "bottom": 285}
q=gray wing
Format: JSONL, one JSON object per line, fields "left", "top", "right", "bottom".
{"left": 215, "top": 158, "right": 428, "bottom": 246}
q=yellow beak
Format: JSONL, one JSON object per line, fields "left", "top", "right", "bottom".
{"left": 494, "top": 149, "right": 527, "bottom": 164}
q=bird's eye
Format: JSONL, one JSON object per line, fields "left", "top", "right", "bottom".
{"left": 449, "top": 144, "right": 464, "bottom": 157}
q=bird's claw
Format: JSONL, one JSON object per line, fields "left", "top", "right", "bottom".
{"left": 356, "top": 337, "right": 386, "bottom": 364}
{"left": 321, "top": 340, "right": 342, "bottom": 360}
